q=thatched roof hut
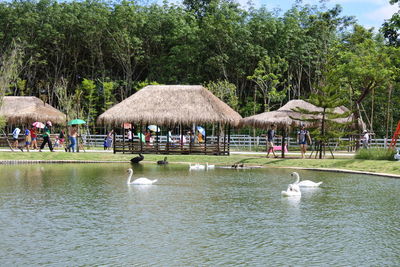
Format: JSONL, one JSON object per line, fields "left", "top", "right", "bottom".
{"left": 0, "top": 96, "right": 66, "bottom": 124}
{"left": 98, "top": 85, "right": 242, "bottom": 126}
{"left": 241, "top": 99, "right": 355, "bottom": 129}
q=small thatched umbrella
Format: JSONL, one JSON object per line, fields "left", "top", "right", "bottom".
{"left": 98, "top": 85, "right": 242, "bottom": 155}
{"left": 0, "top": 96, "right": 66, "bottom": 125}
{"left": 241, "top": 100, "right": 357, "bottom": 157}
{"left": 98, "top": 85, "right": 242, "bottom": 126}
{"left": 241, "top": 100, "right": 354, "bottom": 129}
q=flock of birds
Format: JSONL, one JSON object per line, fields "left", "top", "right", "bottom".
{"left": 281, "top": 172, "right": 322, "bottom": 197}
{"left": 128, "top": 154, "right": 323, "bottom": 195}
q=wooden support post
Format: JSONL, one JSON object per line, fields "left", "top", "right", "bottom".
{"left": 113, "top": 127, "right": 116, "bottom": 154}
{"left": 204, "top": 124, "right": 207, "bottom": 155}
{"left": 281, "top": 127, "right": 286, "bottom": 158}
{"left": 228, "top": 124, "right": 231, "bottom": 155}
{"left": 223, "top": 124, "right": 227, "bottom": 154}
{"left": 217, "top": 123, "right": 220, "bottom": 155}
{"left": 122, "top": 126, "right": 125, "bottom": 154}
{"left": 156, "top": 128, "right": 159, "bottom": 154}
{"left": 139, "top": 122, "right": 143, "bottom": 153}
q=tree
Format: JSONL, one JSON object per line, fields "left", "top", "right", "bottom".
{"left": 206, "top": 80, "right": 238, "bottom": 111}
{"left": 328, "top": 27, "right": 395, "bottom": 134}
{"left": 292, "top": 85, "right": 352, "bottom": 159}
{"left": 247, "top": 55, "right": 287, "bottom": 111}
{"left": 382, "top": 0, "right": 400, "bottom": 46}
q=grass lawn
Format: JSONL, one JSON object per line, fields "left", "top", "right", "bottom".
{"left": 0, "top": 151, "right": 399, "bottom": 176}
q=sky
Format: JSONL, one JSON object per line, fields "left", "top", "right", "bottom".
{"left": 252, "top": 0, "right": 399, "bottom": 29}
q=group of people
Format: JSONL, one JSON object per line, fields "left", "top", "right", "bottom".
{"left": 11, "top": 122, "right": 80, "bottom": 152}
{"left": 266, "top": 125, "right": 372, "bottom": 158}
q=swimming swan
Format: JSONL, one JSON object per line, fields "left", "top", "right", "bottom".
{"left": 281, "top": 183, "right": 301, "bottom": 197}
{"left": 189, "top": 163, "right": 205, "bottom": 170}
{"left": 291, "top": 172, "right": 322, "bottom": 187}
{"left": 206, "top": 162, "right": 215, "bottom": 169}
{"left": 126, "top": 168, "right": 157, "bottom": 185}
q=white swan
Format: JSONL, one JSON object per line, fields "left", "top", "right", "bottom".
{"left": 281, "top": 183, "right": 301, "bottom": 197}
{"left": 291, "top": 172, "right": 322, "bottom": 187}
{"left": 394, "top": 150, "right": 400, "bottom": 160}
{"left": 206, "top": 162, "right": 215, "bottom": 169}
{"left": 189, "top": 163, "right": 205, "bottom": 170}
{"left": 126, "top": 168, "right": 157, "bottom": 185}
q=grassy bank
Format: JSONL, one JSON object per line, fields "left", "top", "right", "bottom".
{"left": 0, "top": 151, "right": 399, "bottom": 176}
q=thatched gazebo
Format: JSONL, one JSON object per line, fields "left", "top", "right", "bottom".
{"left": 0, "top": 96, "right": 66, "bottom": 125}
{"left": 98, "top": 85, "right": 242, "bottom": 155}
{"left": 241, "top": 100, "right": 354, "bottom": 129}
{"left": 241, "top": 100, "right": 357, "bottom": 157}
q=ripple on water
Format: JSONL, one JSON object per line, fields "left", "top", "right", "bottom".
{"left": 0, "top": 165, "right": 399, "bottom": 266}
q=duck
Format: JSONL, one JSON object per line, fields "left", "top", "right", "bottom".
{"left": 126, "top": 168, "right": 157, "bottom": 185}
{"left": 291, "top": 172, "right": 322, "bottom": 187}
{"left": 281, "top": 183, "right": 301, "bottom": 197}
{"left": 157, "top": 157, "right": 168, "bottom": 165}
{"left": 130, "top": 154, "right": 144, "bottom": 163}
{"left": 189, "top": 163, "right": 205, "bottom": 170}
{"left": 206, "top": 162, "right": 215, "bottom": 169}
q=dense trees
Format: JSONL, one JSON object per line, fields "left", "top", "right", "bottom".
{"left": 0, "top": 0, "right": 399, "bottom": 137}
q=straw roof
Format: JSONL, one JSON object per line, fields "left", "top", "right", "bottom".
{"left": 0, "top": 96, "right": 66, "bottom": 124}
{"left": 98, "top": 85, "right": 242, "bottom": 126}
{"left": 241, "top": 99, "right": 356, "bottom": 129}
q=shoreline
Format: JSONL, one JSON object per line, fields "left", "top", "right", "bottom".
{"left": 1, "top": 159, "right": 399, "bottom": 179}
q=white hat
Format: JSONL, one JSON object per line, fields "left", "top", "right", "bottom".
{"left": 46, "top": 121, "right": 52, "bottom": 126}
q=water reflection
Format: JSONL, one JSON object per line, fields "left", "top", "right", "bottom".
{"left": 0, "top": 164, "right": 399, "bottom": 266}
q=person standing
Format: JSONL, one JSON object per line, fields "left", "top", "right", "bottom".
{"left": 361, "top": 130, "right": 370, "bottom": 149}
{"left": 297, "top": 125, "right": 312, "bottom": 158}
{"left": 39, "top": 121, "right": 54, "bottom": 152}
{"left": 23, "top": 127, "right": 31, "bottom": 152}
{"left": 30, "top": 126, "right": 38, "bottom": 150}
{"left": 12, "top": 127, "right": 21, "bottom": 150}
{"left": 106, "top": 130, "right": 114, "bottom": 150}
{"left": 266, "top": 125, "right": 278, "bottom": 158}
{"left": 127, "top": 129, "right": 133, "bottom": 142}
{"left": 66, "top": 125, "right": 77, "bottom": 152}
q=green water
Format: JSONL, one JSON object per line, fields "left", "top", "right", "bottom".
{"left": 0, "top": 163, "right": 399, "bottom": 266}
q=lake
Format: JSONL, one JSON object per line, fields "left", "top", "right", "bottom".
{"left": 0, "top": 163, "right": 399, "bottom": 266}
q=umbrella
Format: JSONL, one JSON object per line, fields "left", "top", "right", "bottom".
{"left": 68, "top": 119, "right": 86, "bottom": 125}
{"left": 148, "top": 125, "right": 160, "bottom": 132}
{"left": 32, "top": 122, "right": 45, "bottom": 129}
{"left": 197, "top": 126, "right": 205, "bottom": 136}
{"left": 122, "top": 122, "right": 132, "bottom": 129}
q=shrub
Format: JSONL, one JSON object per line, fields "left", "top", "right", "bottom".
{"left": 355, "top": 148, "right": 396, "bottom": 160}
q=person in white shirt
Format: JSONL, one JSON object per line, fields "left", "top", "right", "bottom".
{"left": 361, "top": 130, "right": 370, "bottom": 149}
{"left": 12, "top": 127, "right": 22, "bottom": 150}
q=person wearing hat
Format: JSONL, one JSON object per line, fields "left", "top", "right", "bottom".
{"left": 39, "top": 121, "right": 54, "bottom": 152}
{"left": 361, "top": 130, "right": 370, "bottom": 149}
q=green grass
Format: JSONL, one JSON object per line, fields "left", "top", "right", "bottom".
{"left": 355, "top": 148, "right": 396, "bottom": 161}
{"left": 0, "top": 151, "right": 399, "bottom": 176}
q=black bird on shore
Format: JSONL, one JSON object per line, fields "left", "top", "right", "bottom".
{"left": 130, "top": 154, "right": 144, "bottom": 163}
{"left": 157, "top": 157, "right": 168, "bottom": 165}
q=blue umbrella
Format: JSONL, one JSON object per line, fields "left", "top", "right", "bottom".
{"left": 197, "top": 126, "right": 205, "bottom": 136}
{"left": 148, "top": 125, "right": 160, "bottom": 132}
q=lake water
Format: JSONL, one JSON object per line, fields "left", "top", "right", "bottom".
{"left": 0, "top": 163, "right": 399, "bottom": 266}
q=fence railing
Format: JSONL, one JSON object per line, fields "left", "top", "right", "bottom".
{"left": 1, "top": 134, "right": 396, "bottom": 151}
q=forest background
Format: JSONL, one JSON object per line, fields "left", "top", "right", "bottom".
{"left": 0, "top": 0, "right": 399, "bottom": 138}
